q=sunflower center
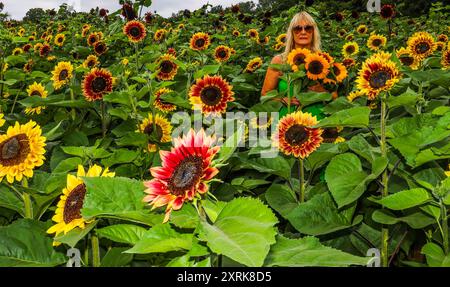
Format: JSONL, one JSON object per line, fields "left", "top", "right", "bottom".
{"left": 308, "top": 60, "right": 324, "bottom": 75}
{"left": 59, "top": 69, "right": 68, "bottom": 81}
{"left": 89, "top": 36, "right": 96, "bottom": 44}
{"left": 91, "top": 76, "right": 107, "bottom": 93}
{"left": 95, "top": 43, "right": 106, "bottom": 52}
{"left": 87, "top": 60, "right": 95, "bottom": 67}
{"left": 63, "top": 184, "right": 86, "bottom": 224}
{"left": 195, "top": 38, "right": 206, "bottom": 48}
{"left": 130, "top": 26, "right": 141, "bottom": 37}
{"left": 346, "top": 46, "right": 355, "bottom": 54}
{"left": 168, "top": 156, "right": 203, "bottom": 196}
{"left": 58, "top": 37, "right": 63, "bottom": 43}
{"left": 294, "top": 54, "right": 306, "bottom": 65}
{"left": 30, "top": 90, "right": 42, "bottom": 97}
{"left": 333, "top": 66, "right": 341, "bottom": 76}
{"left": 400, "top": 55, "right": 414, "bottom": 66}
{"left": 143, "top": 123, "right": 163, "bottom": 141}
{"left": 372, "top": 39, "right": 382, "bottom": 47}
{"left": 369, "top": 70, "right": 391, "bottom": 89}
{"left": 217, "top": 49, "right": 227, "bottom": 59}
{"left": 160, "top": 60, "right": 174, "bottom": 74}
{"left": 285, "top": 124, "right": 309, "bottom": 147}
{"left": 416, "top": 42, "right": 430, "bottom": 54}
{"left": 322, "top": 128, "right": 338, "bottom": 143}
{"left": 0, "top": 134, "right": 30, "bottom": 166}
{"left": 200, "top": 86, "right": 222, "bottom": 106}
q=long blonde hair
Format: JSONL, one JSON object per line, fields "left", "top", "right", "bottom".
{"left": 281, "top": 11, "right": 321, "bottom": 62}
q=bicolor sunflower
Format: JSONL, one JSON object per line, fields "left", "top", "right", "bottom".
{"left": 272, "top": 111, "right": 323, "bottom": 159}
{"left": 154, "top": 29, "right": 167, "bottom": 42}
{"left": 232, "top": 29, "right": 240, "bottom": 37}
{"left": 93, "top": 41, "right": 107, "bottom": 56}
{"left": 380, "top": 4, "right": 395, "bottom": 20}
{"left": 245, "top": 57, "right": 263, "bottom": 73}
{"left": 287, "top": 48, "right": 311, "bottom": 72}
{"left": 342, "top": 41, "right": 359, "bottom": 58}
{"left": 189, "top": 75, "right": 234, "bottom": 116}
{"left": 276, "top": 33, "right": 287, "bottom": 44}
{"left": 22, "top": 44, "right": 32, "bottom": 53}
{"left": 25, "top": 82, "right": 48, "bottom": 115}
{"left": 156, "top": 54, "right": 178, "bottom": 81}
{"left": 123, "top": 20, "right": 147, "bottom": 43}
{"left": 51, "top": 61, "right": 73, "bottom": 90}
{"left": 154, "top": 88, "right": 177, "bottom": 113}
{"left": 356, "top": 25, "right": 368, "bottom": 34}
{"left": 438, "top": 34, "right": 448, "bottom": 43}
{"left": 189, "top": 32, "right": 211, "bottom": 51}
{"left": 0, "top": 121, "right": 46, "bottom": 184}
{"left": 347, "top": 90, "right": 365, "bottom": 102}
{"left": 407, "top": 31, "right": 436, "bottom": 61}
{"left": 39, "top": 43, "right": 51, "bottom": 57}
{"left": 87, "top": 32, "right": 99, "bottom": 46}
{"left": 318, "top": 51, "right": 334, "bottom": 65}
{"left": 143, "top": 129, "right": 220, "bottom": 223}
{"left": 331, "top": 62, "right": 348, "bottom": 83}
{"left": 305, "top": 53, "right": 330, "bottom": 80}
{"left": 247, "top": 28, "right": 259, "bottom": 40}
{"left": 442, "top": 50, "right": 450, "bottom": 69}
{"left": 47, "top": 165, "right": 115, "bottom": 238}
{"left": 82, "top": 55, "right": 99, "bottom": 69}
{"left": 82, "top": 68, "right": 113, "bottom": 101}
{"left": 214, "top": 45, "right": 231, "bottom": 63}
{"left": 367, "top": 34, "right": 387, "bottom": 51}
{"left": 396, "top": 47, "right": 420, "bottom": 70}
{"left": 54, "top": 33, "right": 65, "bottom": 47}
{"left": 356, "top": 52, "right": 401, "bottom": 100}
{"left": 138, "top": 113, "right": 172, "bottom": 153}
{"left": 23, "top": 60, "right": 33, "bottom": 73}
{"left": 12, "top": 48, "right": 23, "bottom": 55}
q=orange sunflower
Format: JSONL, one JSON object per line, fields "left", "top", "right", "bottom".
{"left": 287, "top": 48, "right": 311, "bottom": 72}
{"left": 82, "top": 68, "right": 113, "bottom": 101}
{"left": 272, "top": 111, "right": 323, "bottom": 159}
{"left": 245, "top": 57, "right": 263, "bottom": 73}
{"left": 407, "top": 31, "right": 436, "bottom": 61}
{"left": 143, "top": 129, "right": 220, "bottom": 223}
{"left": 367, "top": 34, "right": 387, "bottom": 51}
{"left": 123, "top": 20, "right": 147, "bottom": 43}
{"left": 154, "top": 88, "right": 177, "bottom": 113}
{"left": 156, "top": 54, "right": 178, "bottom": 81}
{"left": 93, "top": 41, "right": 107, "bottom": 56}
{"left": 305, "top": 53, "right": 330, "bottom": 80}
{"left": 189, "top": 32, "right": 211, "bottom": 51}
{"left": 189, "top": 75, "right": 234, "bottom": 116}
{"left": 214, "top": 45, "right": 231, "bottom": 63}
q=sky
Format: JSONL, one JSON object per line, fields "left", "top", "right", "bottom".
{"left": 2, "top": 0, "right": 257, "bottom": 20}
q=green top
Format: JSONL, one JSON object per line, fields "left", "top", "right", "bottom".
{"left": 277, "top": 78, "right": 326, "bottom": 120}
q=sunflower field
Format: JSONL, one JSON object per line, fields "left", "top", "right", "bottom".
{"left": 0, "top": 0, "right": 449, "bottom": 268}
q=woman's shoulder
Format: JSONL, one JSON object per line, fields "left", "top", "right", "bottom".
{"left": 271, "top": 54, "right": 284, "bottom": 64}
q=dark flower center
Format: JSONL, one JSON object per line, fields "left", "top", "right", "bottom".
{"left": 372, "top": 39, "right": 382, "bottom": 47}
{"left": 59, "top": 69, "right": 69, "bottom": 81}
{"left": 95, "top": 43, "right": 106, "bottom": 53}
{"left": 308, "top": 60, "right": 324, "bottom": 74}
{"left": 0, "top": 134, "right": 30, "bottom": 166}
{"left": 87, "top": 60, "right": 95, "bottom": 67}
{"left": 30, "top": 90, "right": 42, "bottom": 97}
{"left": 168, "top": 156, "right": 203, "bottom": 196}
{"left": 91, "top": 76, "right": 107, "bottom": 93}
{"left": 63, "top": 184, "right": 86, "bottom": 224}
{"left": 58, "top": 37, "right": 63, "bottom": 43}
{"left": 416, "top": 42, "right": 430, "bottom": 54}
{"left": 346, "top": 45, "right": 355, "bottom": 54}
{"left": 294, "top": 54, "right": 306, "bottom": 65}
{"left": 400, "top": 55, "right": 414, "bottom": 66}
{"left": 333, "top": 66, "right": 341, "bottom": 76}
{"left": 130, "top": 26, "right": 141, "bottom": 37}
{"left": 285, "top": 124, "right": 309, "bottom": 147}
{"left": 217, "top": 49, "right": 227, "bottom": 59}
{"left": 322, "top": 128, "right": 338, "bottom": 143}
{"left": 369, "top": 70, "right": 391, "bottom": 89}
{"left": 143, "top": 123, "right": 163, "bottom": 141}
{"left": 89, "top": 36, "right": 97, "bottom": 44}
{"left": 195, "top": 38, "right": 206, "bottom": 48}
{"left": 200, "top": 86, "right": 222, "bottom": 106}
{"left": 159, "top": 60, "right": 174, "bottom": 74}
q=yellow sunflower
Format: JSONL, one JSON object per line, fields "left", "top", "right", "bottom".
{"left": 342, "top": 41, "right": 359, "bottom": 58}
{"left": 156, "top": 54, "right": 178, "bottom": 81}
{"left": 276, "top": 33, "right": 287, "bottom": 44}
{"left": 0, "top": 113, "right": 5, "bottom": 127}
{"left": 232, "top": 29, "right": 241, "bottom": 37}
{"left": 356, "top": 52, "right": 401, "bottom": 100}
{"left": 154, "top": 29, "right": 167, "bottom": 42}
{"left": 12, "top": 48, "right": 23, "bottom": 55}
{"left": 51, "top": 61, "right": 73, "bottom": 90}
{"left": 54, "top": 33, "right": 65, "bottom": 47}
{"left": 245, "top": 57, "right": 263, "bottom": 73}
{"left": 247, "top": 29, "right": 259, "bottom": 40}
{"left": 396, "top": 47, "right": 420, "bottom": 70}
{"left": 356, "top": 25, "right": 368, "bottom": 35}
{"left": 189, "top": 32, "right": 211, "bottom": 51}
{"left": 407, "top": 31, "right": 436, "bottom": 61}
{"left": 0, "top": 121, "right": 46, "bottom": 184}
{"left": 82, "top": 55, "right": 99, "bottom": 69}
{"left": 25, "top": 82, "right": 48, "bottom": 115}
{"left": 331, "top": 62, "right": 348, "bottom": 83}
{"left": 305, "top": 53, "right": 330, "bottom": 80}
{"left": 287, "top": 48, "right": 311, "bottom": 72}
{"left": 367, "top": 34, "right": 387, "bottom": 51}
{"left": 137, "top": 113, "right": 172, "bottom": 153}
{"left": 214, "top": 45, "right": 231, "bottom": 63}
{"left": 47, "top": 165, "right": 115, "bottom": 238}
{"left": 441, "top": 50, "right": 450, "bottom": 69}
{"left": 347, "top": 90, "right": 365, "bottom": 102}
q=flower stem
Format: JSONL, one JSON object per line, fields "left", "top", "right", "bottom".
{"left": 441, "top": 201, "right": 449, "bottom": 255}
{"left": 298, "top": 158, "right": 305, "bottom": 203}
{"left": 287, "top": 75, "right": 292, "bottom": 114}
{"left": 100, "top": 101, "right": 106, "bottom": 137}
{"left": 91, "top": 233, "right": 101, "bottom": 267}
{"left": 380, "top": 97, "right": 389, "bottom": 267}
{"left": 22, "top": 178, "right": 33, "bottom": 219}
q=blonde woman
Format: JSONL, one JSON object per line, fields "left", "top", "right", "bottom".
{"left": 262, "top": 11, "right": 326, "bottom": 116}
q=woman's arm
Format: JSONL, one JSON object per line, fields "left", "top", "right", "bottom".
{"left": 261, "top": 55, "right": 283, "bottom": 96}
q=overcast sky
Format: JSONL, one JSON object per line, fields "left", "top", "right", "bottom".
{"left": 2, "top": 0, "right": 257, "bottom": 19}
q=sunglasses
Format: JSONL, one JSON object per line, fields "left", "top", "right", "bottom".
{"left": 293, "top": 25, "right": 314, "bottom": 34}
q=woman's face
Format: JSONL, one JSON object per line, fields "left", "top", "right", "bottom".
{"left": 292, "top": 20, "right": 314, "bottom": 48}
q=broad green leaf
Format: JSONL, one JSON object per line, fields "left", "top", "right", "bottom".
{"left": 202, "top": 200, "right": 227, "bottom": 223}
{"left": 96, "top": 224, "right": 148, "bottom": 245}
{"left": 376, "top": 188, "right": 430, "bottom": 210}
{"left": 265, "top": 184, "right": 298, "bottom": 218}
{"left": 0, "top": 219, "right": 66, "bottom": 267}
{"left": 100, "top": 247, "right": 133, "bottom": 267}
{"left": 214, "top": 124, "right": 244, "bottom": 165}
{"left": 54, "top": 221, "right": 98, "bottom": 248}
{"left": 101, "top": 149, "right": 139, "bottom": 167}
{"left": 372, "top": 210, "right": 435, "bottom": 229}
{"left": 125, "top": 224, "right": 193, "bottom": 254}
{"left": 52, "top": 157, "right": 82, "bottom": 173}
{"left": 315, "top": 107, "right": 371, "bottom": 128}
{"left": 297, "top": 92, "right": 332, "bottom": 106}
{"left": 265, "top": 235, "right": 369, "bottom": 267}
{"left": 198, "top": 197, "right": 278, "bottom": 267}
{"left": 237, "top": 156, "right": 292, "bottom": 180}
{"left": 346, "top": 134, "right": 379, "bottom": 162}
{"left": 287, "top": 192, "right": 362, "bottom": 236}
{"left": 0, "top": 185, "right": 24, "bottom": 216}
{"left": 422, "top": 242, "right": 450, "bottom": 267}
{"left": 387, "top": 90, "right": 418, "bottom": 109}
{"left": 169, "top": 203, "right": 199, "bottom": 229}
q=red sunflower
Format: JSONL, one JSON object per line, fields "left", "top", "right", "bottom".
{"left": 123, "top": 20, "right": 146, "bottom": 43}
{"left": 156, "top": 54, "right": 178, "bottom": 81}
{"left": 93, "top": 41, "right": 107, "bottom": 56}
{"left": 82, "top": 68, "right": 113, "bottom": 101}
{"left": 272, "top": 111, "right": 323, "bottom": 159}
{"left": 143, "top": 129, "right": 220, "bottom": 223}
{"left": 189, "top": 75, "right": 235, "bottom": 116}
{"left": 154, "top": 88, "right": 177, "bottom": 113}
{"left": 39, "top": 44, "right": 51, "bottom": 57}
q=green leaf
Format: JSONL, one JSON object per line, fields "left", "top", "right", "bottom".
{"left": 81, "top": 177, "right": 158, "bottom": 226}
{"left": 265, "top": 184, "right": 298, "bottom": 219}
{"left": 100, "top": 247, "right": 133, "bottom": 267}
{"left": 97, "top": 224, "right": 147, "bottom": 245}
{"left": 52, "top": 157, "right": 82, "bottom": 173}
{"left": 422, "top": 242, "right": 450, "bottom": 267}
{"left": 214, "top": 124, "right": 244, "bottom": 165}
{"left": 376, "top": 188, "right": 430, "bottom": 210}
{"left": 287, "top": 192, "right": 361, "bottom": 236}
{"left": 198, "top": 197, "right": 278, "bottom": 267}
{"left": 297, "top": 92, "right": 332, "bottom": 106}
{"left": 315, "top": 107, "right": 371, "bottom": 128}
{"left": 202, "top": 200, "right": 226, "bottom": 223}
{"left": 101, "top": 149, "right": 139, "bottom": 167}
{"left": 346, "top": 135, "right": 379, "bottom": 162}
{"left": 194, "top": 65, "right": 220, "bottom": 79}
{"left": 237, "top": 157, "right": 292, "bottom": 180}
{"left": 0, "top": 219, "right": 66, "bottom": 267}
{"left": 372, "top": 210, "right": 435, "bottom": 229}
{"left": 169, "top": 203, "right": 199, "bottom": 229}
{"left": 54, "top": 221, "right": 97, "bottom": 248}
{"left": 125, "top": 224, "right": 193, "bottom": 254}
{"left": 0, "top": 185, "right": 24, "bottom": 216}
{"left": 265, "top": 235, "right": 368, "bottom": 267}
{"left": 387, "top": 90, "right": 418, "bottom": 109}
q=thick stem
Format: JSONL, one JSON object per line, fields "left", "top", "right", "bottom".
{"left": 134, "top": 43, "right": 139, "bottom": 74}
{"left": 22, "top": 178, "right": 33, "bottom": 219}
{"left": 299, "top": 158, "right": 305, "bottom": 203}
{"left": 287, "top": 75, "right": 292, "bottom": 114}
{"left": 91, "top": 234, "right": 101, "bottom": 267}
{"left": 101, "top": 101, "right": 106, "bottom": 137}
{"left": 380, "top": 98, "right": 389, "bottom": 267}
{"left": 441, "top": 201, "right": 449, "bottom": 255}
